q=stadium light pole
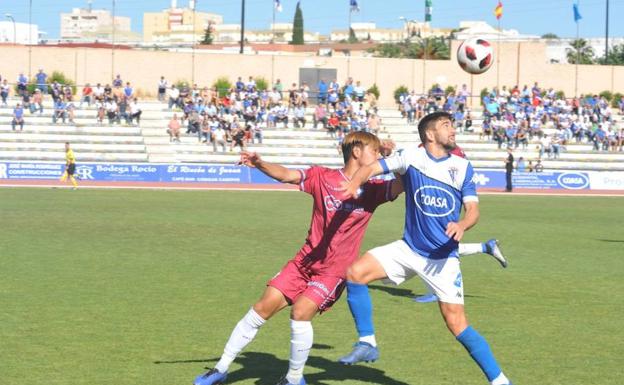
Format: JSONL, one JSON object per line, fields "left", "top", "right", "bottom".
{"left": 5, "top": 14, "right": 16, "bottom": 45}
{"left": 191, "top": 0, "right": 196, "bottom": 85}
{"left": 240, "top": 0, "right": 246, "bottom": 54}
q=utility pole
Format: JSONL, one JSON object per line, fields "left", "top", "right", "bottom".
{"left": 28, "top": 0, "right": 32, "bottom": 79}
{"left": 111, "top": 0, "right": 116, "bottom": 81}
{"left": 240, "top": 0, "right": 246, "bottom": 54}
{"left": 605, "top": 0, "right": 610, "bottom": 63}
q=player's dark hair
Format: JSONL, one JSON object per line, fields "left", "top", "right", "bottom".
{"left": 418, "top": 112, "right": 452, "bottom": 144}
{"left": 341, "top": 131, "right": 381, "bottom": 164}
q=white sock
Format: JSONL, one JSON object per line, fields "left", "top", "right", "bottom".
{"left": 359, "top": 334, "right": 377, "bottom": 347}
{"left": 491, "top": 372, "right": 510, "bottom": 385}
{"left": 214, "top": 308, "right": 266, "bottom": 373}
{"left": 286, "top": 319, "right": 313, "bottom": 384}
{"left": 458, "top": 242, "right": 484, "bottom": 256}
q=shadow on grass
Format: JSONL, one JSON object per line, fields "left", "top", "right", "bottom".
{"left": 155, "top": 351, "right": 409, "bottom": 385}
{"left": 369, "top": 284, "right": 483, "bottom": 300}
{"left": 598, "top": 239, "right": 624, "bottom": 243}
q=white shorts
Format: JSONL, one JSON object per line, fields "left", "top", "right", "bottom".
{"left": 369, "top": 239, "right": 464, "bottom": 305}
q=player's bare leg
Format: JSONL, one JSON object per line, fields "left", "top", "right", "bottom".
{"left": 339, "top": 253, "right": 387, "bottom": 365}
{"left": 195, "top": 287, "right": 288, "bottom": 385}
{"left": 277, "top": 296, "right": 319, "bottom": 385}
{"left": 439, "top": 302, "right": 512, "bottom": 385}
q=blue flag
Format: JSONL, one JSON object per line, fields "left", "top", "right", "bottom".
{"left": 275, "top": 0, "right": 282, "bottom": 12}
{"left": 350, "top": 0, "right": 360, "bottom": 12}
{"left": 573, "top": 3, "right": 582, "bottom": 22}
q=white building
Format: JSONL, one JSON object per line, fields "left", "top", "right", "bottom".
{"left": 331, "top": 23, "right": 403, "bottom": 42}
{"left": 454, "top": 21, "right": 540, "bottom": 42}
{"left": 213, "top": 23, "right": 320, "bottom": 44}
{"left": 0, "top": 21, "right": 39, "bottom": 45}
{"left": 60, "top": 5, "right": 131, "bottom": 41}
{"left": 545, "top": 37, "right": 624, "bottom": 64}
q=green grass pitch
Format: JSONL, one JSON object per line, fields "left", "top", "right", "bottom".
{"left": 1, "top": 188, "right": 623, "bottom": 385}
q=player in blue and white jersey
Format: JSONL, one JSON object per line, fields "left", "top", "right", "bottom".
{"left": 340, "top": 112, "right": 512, "bottom": 385}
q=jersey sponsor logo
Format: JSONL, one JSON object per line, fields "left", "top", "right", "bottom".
{"left": 414, "top": 186, "right": 456, "bottom": 217}
{"left": 308, "top": 281, "right": 329, "bottom": 295}
{"left": 324, "top": 194, "right": 364, "bottom": 213}
{"left": 557, "top": 172, "right": 589, "bottom": 190}
{"left": 472, "top": 172, "right": 490, "bottom": 186}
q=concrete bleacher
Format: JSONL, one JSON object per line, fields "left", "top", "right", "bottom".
{"left": 1, "top": 98, "right": 623, "bottom": 171}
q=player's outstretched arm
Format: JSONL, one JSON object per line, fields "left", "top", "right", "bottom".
{"left": 341, "top": 160, "right": 385, "bottom": 199}
{"left": 239, "top": 151, "right": 302, "bottom": 184}
{"left": 446, "top": 201, "right": 479, "bottom": 242}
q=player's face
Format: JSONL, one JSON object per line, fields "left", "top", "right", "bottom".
{"left": 357, "top": 144, "right": 380, "bottom": 166}
{"left": 433, "top": 118, "right": 457, "bottom": 151}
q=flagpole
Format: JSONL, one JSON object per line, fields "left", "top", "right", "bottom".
{"left": 496, "top": 18, "right": 501, "bottom": 94}
{"left": 575, "top": 2, "right": 580, "bottom": 98}
{"left": 272, "top": 3, "right": 276, "bottom": 43}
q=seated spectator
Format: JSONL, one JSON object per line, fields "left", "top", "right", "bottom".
{"left": 30, "top": 89, "right": 44, "bottom": 115}
{"left": 12, "top": 103, "right": 25, "bottom": 131}
{"left": 128, "top": 99, "right": 142, "bottom": 125}
{"left": 327, "top": 113, "right": 339, "bottom": 138}
{"left": 367, "top": 113, "right": 381, "bottom": 135}
{"left": 123, "top": 82, "right": 134, "bottom": 100}
{"left": 105, "top": 98, "right": 119, "bottom": 124}
{"left": 187, "top": 110, "right": 201, "bottom": 135}
{"left": 80, "top": 83, "right": 93, "bottom": 107}
{"left": 167, "top": 113, "right": 181, "bottom": 142}
{"left": 293, "top": 104, "right": 306, "bottom": 128}
{"left": 534, "top": 159, "right": 544, "bottom": 172}
{"left": 252, "top": 123, "right": 263, "bottom": 144}
{"left": 53, "top": 97, "right": 67, "bottom": 124}
{"left": 16, "top": 73, "right": 28, "bottom": 97}
{"left": 95, "top": 100, "right": 105, "bottom": 124}
{"left": 93, "top": 83, "right": 105, "bottom": 102}
{"left": 1, "top": 79, "right": 10, "bottom": 106}
{"left": 200, "top": 115, "right": 212, "bottom": 143}
{"left": 168, "top": 85, "right": 180, "bottom": 110}
{"left": 275, "top": 103, "right": 289, "bottom": 128}
{"left": 539, "top": 135, "right": 551, "bottom": 158}
{"left": 113, "top": 74, "right": 123, "bottom": 87}
{"left": 516, "top": 157, "right": 526, "bottom": 172}
{"left": 66, "top": 101, "right": 76, "bottom": 124}
{"left": 313, "top": 104, "right": 328, "bottom": 129}
{"left": 229, "top": 124, "right": 246, "bottom": 152}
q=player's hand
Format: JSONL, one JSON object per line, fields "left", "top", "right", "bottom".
{"left": 239, "top": 151, "right": 261, "bottom": 167}
{"left": 380, "top": 139, "right": 396, "bottom": 157}
{"left": 445, "top": 222, "right": 465, "bottom": 242}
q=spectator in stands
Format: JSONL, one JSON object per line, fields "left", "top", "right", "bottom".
{"left": 252, "top": 123, "right": 263, "bottom": 144}
{"left": 353, "top": 81, "right": 366, "bottom": 102}
{"left": 534, "top": 159, "right": 544, "bottom": 172}
{"left": 12, "top": 103, "right": 25, "bottom": 131}
{"left": 66, "top": 101, "right": 76, "bottom": 124}
{"left": 318, "top": 79, "right": 328, "bottom": 104}
{"left": 35, "top": 69, "right": 48, "bottom": 94}
{"left": 313, "top": 103, "right": 328, "bottom": 129}
{"left": 105, "top": 98, "right": 119, "bottom": 124}
{"left": 93, "top": 83, "right": 105, "bottom": 102}
{"left": 327, "top": 112, "right": 339, "bottom": 138}
{"left": 367, "top": 112, "right": 381, "bottom": 135}
{"left": 80, "top": 83, "right": 93, "bottom": 107}
{"left": 168, "top": 85, "right": 180, "bottom": 110}
{"left": 113, "top": 74, "right": 123, "bottom": 88}
{"left": 618, "top": 96, "right": 624, "bottom": 114}
{"left": 527, "top": 160, "right": 534, "bottom": 172}
{"left": 118, "top": 97, "right": 129, "bottom": 123}
{"left": 213, "top": 124, "right": 227, "bottom": 152}
{"left": 275, "top": 102, "right": 289, "bottom": 128}
{"left": 293, "top": 104, "right": 306, "bottom": 128}
{"left": 53, "top": 97, "right": 67, "bottom": 124}
{"left": 167, "top": 113, "right": 181, "bottom": 142}
{"left": 273, "top": 78, "right": 283, "bottom": 94}
{"left": 516, "top": 157, "right": 526, "bottom": 172}
{"left": 128, "top": 99, "right": 142, "bottom": 125}
{"left": 17, "top": 73, "right": 28, "bottom": 97}
{"left": 505, "top": 147, "right": 514, "bottom": 192}
{"left": 112, "top": 84, "right": 124, "bottom": 102}
{"left": 539, "top": 134, "right": 551, "bottom": 159}
{"left": 30, "top": 89, "right": 44, "bottom": 115}
{"left": 1, "top": 79, "right": 9, "bottom": 106}
{"left": 124, "top": 82, "right": 134, "bottom": 100}
{"left": 103, "top": 83, "right": 112, "bottom": 100}
{"left": 200, "top": 115, "right": 212, "bottom": 143}
{"left": 158, "top": 76, "right": 168, "bottom": 102}
{"left": 230, "top": 124, "right": 246, "bottom": 152}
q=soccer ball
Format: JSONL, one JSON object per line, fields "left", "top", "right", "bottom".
{"left": 456, "top": 38, "right": 494, "bottom": 75}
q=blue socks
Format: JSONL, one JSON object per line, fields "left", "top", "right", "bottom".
{"left": 481, "top": 243, "right": 488, "bottom": 253}
{"left": 457, "top": 326, "right": 502, "bottom": 381}
{"left": 346, "top": 281, "right": 374, "bottom": 337}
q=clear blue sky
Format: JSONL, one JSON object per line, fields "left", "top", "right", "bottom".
{"left": 3, "top": 0, "right": 623, "bottom": 40}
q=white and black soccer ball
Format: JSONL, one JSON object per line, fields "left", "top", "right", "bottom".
{"left": 456, "top": 38, "right": 494, "bottom": 75}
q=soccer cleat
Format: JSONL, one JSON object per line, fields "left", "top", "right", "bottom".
{"left": 485, "top": 239, "right": 508, "bottom": 268}
{"left": 194, "top": 368, "right": 227, "bottom": 385}
{"left": 338, "top": 341, "right": 379, "bottom": 365}
{"left": 413, "top": 293, "right": 438, "bottom": 303}
{"left": 275, "top": 376, "right": 306, "bottom": 385}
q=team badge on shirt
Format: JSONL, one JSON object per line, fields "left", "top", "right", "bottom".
{"left": 448, "top": 167, "right": 458, "bottom": 184}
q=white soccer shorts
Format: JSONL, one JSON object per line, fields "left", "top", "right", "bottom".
{"left": 369, "top": 239, "right": 465, "bottom": 305}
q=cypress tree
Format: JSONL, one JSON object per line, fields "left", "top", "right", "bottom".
{"left": 291, "top": 1, "right": 304, "bottom": 45}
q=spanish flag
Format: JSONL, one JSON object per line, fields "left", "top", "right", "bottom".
{"left": 494, "top": 1, "right": 503, "bottom": 20}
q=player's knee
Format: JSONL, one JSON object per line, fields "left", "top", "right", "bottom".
{"left": 346, "top": 263, "right": 367, "bottom": 283}
{"left": 441, "top": 307, "right": 468, "bottom": 336}
{"left": 290, "top": 305, "right": 316, "bottom": 321}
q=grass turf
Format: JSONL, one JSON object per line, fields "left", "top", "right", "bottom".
{"left": 1, "top": 188, "right": 623, "bottom": 385}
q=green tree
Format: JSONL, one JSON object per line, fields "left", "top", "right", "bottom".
{"left": 290, "top": 1, "right": 304, "bottom": 45}
{"left": 598, "top": 43, "right": 624, "bottom": 65}
{"left": 369, "top": 38, "right": 450, "bottom": 60}
{"left": 566, "top": 39, "right": 595, "bottom": 64}
{"left": 201, "top": 22, "right": 214, "bottom": 45}
{"left": 348, "top": 27, "right": 359, "bottom": 44}
{"left": 541, "top": 33, "right": 559, "bottom": 39}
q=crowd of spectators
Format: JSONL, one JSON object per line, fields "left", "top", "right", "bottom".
{"left": 158, "top": 75, "right": 382, "bottom": 150}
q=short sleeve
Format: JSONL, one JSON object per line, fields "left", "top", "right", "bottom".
{"left": 363, "top": 180, "right": 395, "bottom": 207}
{"left": 462, "top": 163, "right": 479, "bottom": 203}
{"left": 300, "top": 166, "right": 321, "bottom": 194}
{"left": 379, "top": 149, "right": 408, "bottom": 175}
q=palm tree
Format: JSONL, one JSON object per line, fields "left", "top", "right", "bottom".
{"left": 566, "top": 39, "right": 595, "bottom": 64}
{"left": 407, "top": 37, "right": 450, "bottom": 60}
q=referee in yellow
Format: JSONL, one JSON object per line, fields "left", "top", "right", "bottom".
{"left": 60, "top": 142, "right": 78, "bottom": 189}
